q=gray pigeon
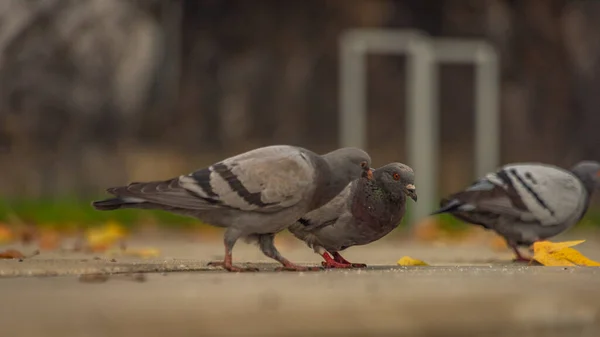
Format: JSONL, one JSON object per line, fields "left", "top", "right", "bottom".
{"left": 431, "top": 161, "right": 600, "bottom": 261}
{"left": 92, "top": 145, "right": 371, "bottom": 272}
{"left": 288, "top": 162, "right": 417, "bottom": 268}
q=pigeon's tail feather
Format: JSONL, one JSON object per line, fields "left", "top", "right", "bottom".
{"left": 92, "top": 195, "right": 147, "bottom": 211}
{"left": 93, "top": 179, "right": 216, "bottom": 212}
{"left": 430, "top": 199, "right": 463, "bottom": 215}
{"left": 92, "top": 197, "right": 128, "bottom": 210}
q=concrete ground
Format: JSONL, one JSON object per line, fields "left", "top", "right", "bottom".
{"left": 1, "top": 232, "right": 600, "bottom": 337}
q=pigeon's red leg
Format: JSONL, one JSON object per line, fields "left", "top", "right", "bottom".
{"left": 332, "top": 252, "right": 367, "bottom": 268}
{"left": 511, "top": 245, "right": 533, "bottom": 263}
{"left": 208, "top": 238, "right": 259, "bottom": 272}
{"left": 258, "top": 234, "right": 321, "bottom": 271}
{"left": 320, "top": 252, "right": 353, "bottom": 268}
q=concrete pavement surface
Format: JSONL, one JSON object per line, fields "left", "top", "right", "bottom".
{"left": 1, "top": 232, "right": 600, "bottom": 337}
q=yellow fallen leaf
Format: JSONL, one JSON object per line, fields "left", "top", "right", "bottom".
{"left": 397, "top": 256, "right": 429, "bottom": 266}
{"left": 85, "top": 221, "right": 127, "bottom": 252}
{"left": 533, "top": 240, "right": 600, "bottom": 266}
{"left": 548, "top": 247, "right": 600, "bottom": 266}
{"left": 533, "top": 251, "right": 575, "bottom": 267}
{"left": 533, "top": 240, "right": 585, "bottom": 253}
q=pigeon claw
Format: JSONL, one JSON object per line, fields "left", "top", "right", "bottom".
{"left": 320, "top": 252, "right": 354, "bottom": 268}
{"left": 332, "top": 252, "right": 367, "bottom": 268}
{"left": 510, "top": 245, "right": 534, "bottom": 264}
{"left": 321, "top": 260, "right": 353, "bottom": 269}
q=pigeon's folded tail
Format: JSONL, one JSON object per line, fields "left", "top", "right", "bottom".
{"left": 92, "top": 196, "right": 144, "bottom": 211}
{"left": 430, "top": 199, "right": 463, "bottom": 215}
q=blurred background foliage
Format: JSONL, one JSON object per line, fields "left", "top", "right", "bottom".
{"left": 1, "top": 0, "right": 600, "bottom": 229}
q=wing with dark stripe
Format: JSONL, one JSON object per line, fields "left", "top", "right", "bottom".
{"left": 212, "top": 162, "right": 277, "bottom": 208}
{"left": 178, "top": 146, "right": 317, "bottom": 212}
{"left": 501, "top": 164, "right": 585, "bottom": 226}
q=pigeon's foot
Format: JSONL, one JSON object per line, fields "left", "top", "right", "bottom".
{"left": 320, "top": 252, "right": 353, "bottom": 269}
{"left": 321, "top": 260, "right": 353, "bottom": 268}
{"left": 510, "top": 245, "right": 534, "bottom": 264}
{"left": 332, "top": 252, "right": 367, "bottom": 268}
{"left": 207, "top": 260, "right": 260, "bottom": 272}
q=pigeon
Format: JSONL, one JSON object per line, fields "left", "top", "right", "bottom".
{"left": 288, "top": 162, "right": 417, "bottom": 268}
{"left": 431, "top": 161, "right": 600, "bottom": 261}
{"left": 92, "top": 145, "right": 371, "bottom": 272}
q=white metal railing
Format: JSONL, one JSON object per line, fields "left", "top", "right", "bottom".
{"left": 339, "top": 28, "right": 500, "bottom": 225}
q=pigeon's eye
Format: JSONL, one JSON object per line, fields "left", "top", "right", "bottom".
{"left": 393, "top": 173, "right": 400, "bottom": 181}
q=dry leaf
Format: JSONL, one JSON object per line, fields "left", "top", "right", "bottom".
{"left": 397, "top": 256, "right": 429, "bottom": 266}
{"left": 534, "top": 240, "right": 585, "bottom": 253}
{"left": 533, "top": 251, "right": 575, "bottom": 267}
{"left": 533, "top": 240, "right": 600, "bottom": 266}
{"left": 0, "top": 249, "right": 25, "bottom": 259}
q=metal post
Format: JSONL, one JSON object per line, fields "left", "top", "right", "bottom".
{"left": 339, "top": 29, "right": 437, "bottom": 224}
{"left": 433, "top": 40, "right": 500, "bottom": 178}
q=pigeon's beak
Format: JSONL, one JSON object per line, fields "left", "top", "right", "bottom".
{"left": 363, "top": 168, "right": 374, "bottom": 180}
{"left": 405, "top": 184, "right": 417, "bottom": 202}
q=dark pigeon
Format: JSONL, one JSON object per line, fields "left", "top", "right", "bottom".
{"left": 289, "top": 162, "right": 417, "bottom": 268}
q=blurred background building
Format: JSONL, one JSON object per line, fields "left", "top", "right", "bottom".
{"left": 0, "top": 0, "right": 599, "bottom": 204}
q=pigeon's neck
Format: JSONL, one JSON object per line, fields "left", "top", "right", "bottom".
{"left": 311, "top": 157, "right": 356, "bottom": 209}
{"left": 571, "top": 170, "right": 595, "bottom": 196}
{"left": 570, "top": 170, "right": 595, "bottom": 223}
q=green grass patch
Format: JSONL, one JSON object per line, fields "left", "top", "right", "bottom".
{"left": 1, "top": 197, "right": 600, "bottom": 232}
{"left": 0, "top": 198, "right": 203, "bottom": 229}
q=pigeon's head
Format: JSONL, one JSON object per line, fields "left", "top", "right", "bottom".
{"left": 323, "top": 147, "right": 372, "bottom": 182}
{"left": 571, "top": 161, "right": 600, "bottom": 190}
{"left": 373, "top": 162, "right": 417, "bottom": 202}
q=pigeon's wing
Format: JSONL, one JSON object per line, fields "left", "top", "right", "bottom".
{"left": 497, "top": 164, "right": 585, "bottom": 226}
{"left": 294, "top": 182, "right": 353, "bottom": 231}
{"left": 443, "top": 164, "right": 585, "bottom": 226}
{"left": 109, "top": 146, "right": 317, "bottom": 213}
